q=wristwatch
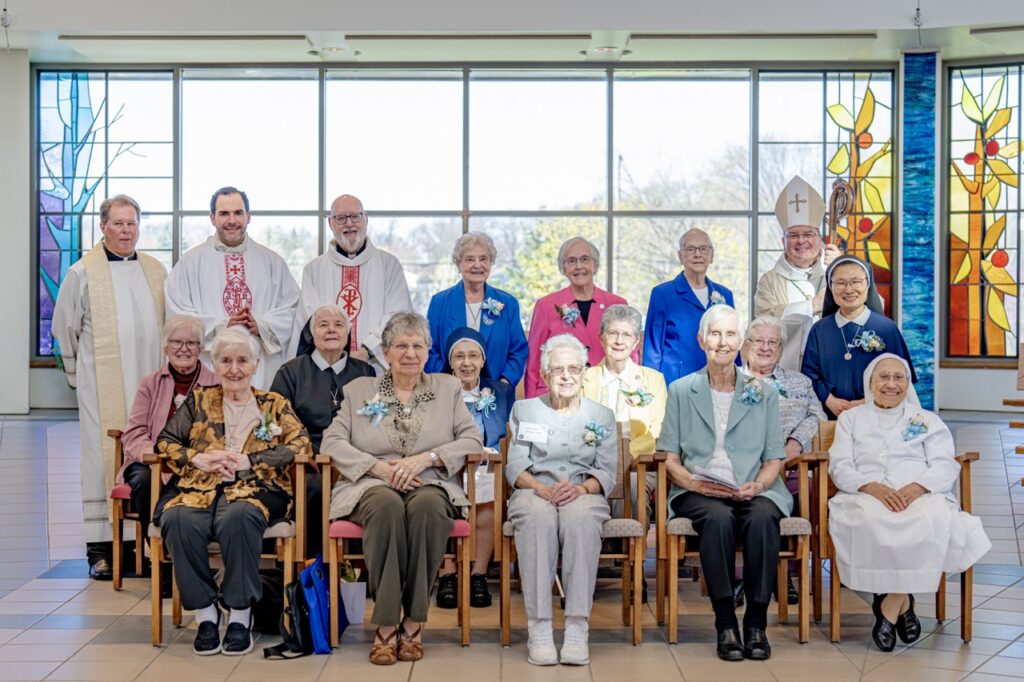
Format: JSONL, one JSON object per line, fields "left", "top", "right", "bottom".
{"left": 428, "top": 451, "right": 440, "bottom": 467}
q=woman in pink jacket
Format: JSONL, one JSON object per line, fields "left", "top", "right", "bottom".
{"left": 525, "top": 237, "right": 636, "bottom": 397}
{"left": 119, "top": 315, "right": 217, "bottom": 541}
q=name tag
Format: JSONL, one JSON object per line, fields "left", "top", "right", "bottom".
{"left": 517, "top": 422, "right": 548, "bottom": 444}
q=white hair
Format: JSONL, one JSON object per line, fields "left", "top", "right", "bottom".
{"left": 311, "top": 303, "right": 350, "bottom": 329}
{"left": 679, "top": 228, "right": 716, "bottom": 252}
{"left": 162, "top": 314, "right": 205, "bottom": 347}
{"left": 539, "top": 333, "right": 588, "bottom": 373}
{"left": 557, "top": 236, "right": 601, "bottom": 275}
{"left": 210, "top": 326, "right": 260, "bottom": 364}
{"left": 451, "top": 231, "right": 497, "bottom": 267}
{"left": 745, "top": 315, "right": 788, "bottom": 346}
{"left": 381, "top": 312, "right": 432, "bottom": 350}
{"left": 698, "top": 304, "right": 741, "bottom": 339}
{"left": 599, "top": 304, "right": 643, "bottom": 338}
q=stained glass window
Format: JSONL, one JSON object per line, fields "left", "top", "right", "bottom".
{"left": 946, "top": 64, "right": 1022, "bottom": 359}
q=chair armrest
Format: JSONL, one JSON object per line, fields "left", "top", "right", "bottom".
{"left": 315, "top": 454, "right": 332, "bottom": 466}
{"left": 294, "top": 453, "right": 312, "bottom": 466}
{"left": 955, "top": 452, "right": 980, "bottom": 464}
{"left": 143, "top": 452, "right": 161, "bottom": 465}
{"left": 487, "top": 450, "right": 505, "bottom": 464}
{"left": 467, "top": 452, "right": 487, "bottom": 464}
{"left": 107, "top": 429, "right": 123, "bottom": 438}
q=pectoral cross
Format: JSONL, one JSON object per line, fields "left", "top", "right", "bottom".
{"left": 789, "top": 193, "right": 807, "bottom": 213}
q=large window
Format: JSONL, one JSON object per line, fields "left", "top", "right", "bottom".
{"left": 33, "top": 66, "right": 897, "bottom": 358}
{"left": 946, "top": 63, "right": 1023, "bottom": 360}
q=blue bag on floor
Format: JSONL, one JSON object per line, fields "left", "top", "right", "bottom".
{"left": 263, "top": 553, "right": 347, "bottom": 659}
{"left": 300, "top": 553, "right": 337, "bottom": 654}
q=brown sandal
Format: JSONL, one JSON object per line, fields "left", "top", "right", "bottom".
{"left": 369, "top": 628, "right": 398, "bottom": 666}
{"left": 398, "top": 623, "right": 424, "bottom": 661}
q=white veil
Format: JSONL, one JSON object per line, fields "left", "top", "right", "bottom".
{"left": 862, "top": 352, "right": 920, "bottom": 412}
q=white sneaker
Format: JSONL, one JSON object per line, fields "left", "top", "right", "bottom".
{"left": 527, "top": 618, "right": 557, "bottom": 666}
{"left": 560, "top": 616, "right": 590, "bottom": 666}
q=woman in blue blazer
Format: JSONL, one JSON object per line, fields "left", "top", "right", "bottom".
{"left": 425, "top": 232, "right": 529, "bottom": 387}
{"left": 434, "top": 326, "right": 514, "bottom": 611}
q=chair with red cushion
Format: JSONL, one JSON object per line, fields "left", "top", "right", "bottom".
{"left": 108, "top": 429, "right": 144, "bottom": 590}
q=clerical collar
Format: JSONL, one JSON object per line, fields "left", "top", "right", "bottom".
{"left": 212, "top": 235, "right": 249, "bottom": 254}
{"left": 835, "top": 307, "right": 871, "bottom": 328}
{"left": 312, "top": 349, "right": 348, "bottom": 374}
{"left": 102, "top": 243, "right": 138, "bottom": 261}
{"left": 335, "top": 240, "right": 368, "bottom": 259}
{"left": 775, "top": 254, "right": 814, "bottom": 280}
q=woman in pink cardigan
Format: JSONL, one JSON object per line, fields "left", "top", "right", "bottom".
{"left": 525, "top": 237, "right": 636, "bottom": 397}
{"left": 118, "top": 314, "right": 217, "bottom": 540}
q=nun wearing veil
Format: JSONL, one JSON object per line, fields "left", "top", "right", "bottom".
{"left": 827, "top": 353, "right": 991, "bottom": 652}
{"left": 800, "top": 255, "right": 913, "bottom": 418}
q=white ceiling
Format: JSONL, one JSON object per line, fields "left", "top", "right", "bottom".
{"left": 4, "top": 0, "right": 1024, "bottom": 63}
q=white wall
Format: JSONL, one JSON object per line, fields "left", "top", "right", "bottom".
{"left": 938, "top": 367, "right": 1020, "bottom": 413}
{"left": 0, "top": 51, "right": 31, "bottom": 415}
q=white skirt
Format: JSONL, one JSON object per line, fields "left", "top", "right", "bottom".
{"left": 828, "top": 492, "right": 991, "bottom": 594}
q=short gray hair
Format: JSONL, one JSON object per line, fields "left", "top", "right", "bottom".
{"left": 451, "top": 231, "right": 497, "bottom": 267}
{"left": 539, "top": 333, "right": 588, "bottom": 373}
{"left": 381, "top": 312, "right": 432, "bottom": 351}
{"left": 557, "top": 236, "right": 601, "bottom": 275}
{"left": 697, "top": 304, "right": 741, "bottom": 339}
{"left": 745, "top": 315, "right": 788, "bottom": 346}
{"left": 599, "top": 304, "right": 643, "bottom": 338}
{"left": 210, "top": 326, "right": 260, "bottom": 364}
{"left": 163, "top": 314, "right": 205, "bottom": 347}
{"left": 679, "top": 228, "right": 716, "bottom": 252}
{"left": 99, "top": 194, "right": 141, "bottom": 225}
{"left": 311, "top": 303, "right": 350, "bottom": 329}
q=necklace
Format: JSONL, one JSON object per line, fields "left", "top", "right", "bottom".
{"left": 330, "top": 386, "right": 341, "bottom": 410}
{"left": 467, "top": 301, "right": 482, "bottom": 328}
{"left": 839, "top": 323, "right": 856, "bottom": 361}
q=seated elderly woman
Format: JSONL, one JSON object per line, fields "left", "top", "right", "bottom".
{"left": 321, "top": 312, "right": 482, "bottom": 666}
{"left": 435, "top": 326, "right": 514, "bottom": 610}
{"left": 658, "top": 305, "right": 791, "bottom": 662}
{"left": 506, "top": 333, "right": 616, "bottom": 667}
{"left": 270, "top": 303, "right": 374, "bottom": 556}
{"left": 120, "top": 314, "right": 217, "bottom": 557}
{"left": 739, "top": 315, "right": 825, "bottom": 605}
{"left": 828, "top": 353, "right": 991, "bottom": 652}
{"left": 156, "top": 326, "right": 311, "bottom": 656}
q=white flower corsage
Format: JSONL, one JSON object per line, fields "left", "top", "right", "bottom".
{"left": 555, "top": 303, "right": 580, "bottom": 326}
{"left": 739, "top": 376, "right": 765, "bottom": 405}
{"left": 709, "top": 290, "right": 726, "bottom": 307}
{"left": 902, "top": 414, "right": 929, "bottom": 441}
{"left": 852, "top": 329, "right": 886, "bottom": 353}
{"left": 621, "top": 385, "right": 654, "bottom": 408}
{"left": 253, "top": 410, "right": 283, "bottom": 442}
{"left": 357, "top": 394, "right": 390, "bottom": 427}
{"left": 473, "top": 387, "right": 497, "bottom": 417}
{"left": 583, "top": 420, "right": 609, "bottom": 447}
{"left": 481, "top": 297, "right": 504, "bottom": 324}
{"left": 764, "top": 376, "right": 789, "bottom": 398}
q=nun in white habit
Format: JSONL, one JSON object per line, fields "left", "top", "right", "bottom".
{"left": 828, "top": 352, "right": 990, "bottom": 651}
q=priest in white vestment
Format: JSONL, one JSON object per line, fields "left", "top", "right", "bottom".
{"left": 828, "top": 353, "right": 990, "bottom": 651}
{"left": 294, "top": 194, "right": 412, "bottom": 373}
{"left": 165, "top": 187, "right": 299, "bottom": 390}
{"left": 753, "top": 176, "right": 840, "bottom": 371}
{"left": 52, "top": 195, "right": 165, "bottom": 579}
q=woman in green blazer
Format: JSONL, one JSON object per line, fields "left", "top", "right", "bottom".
{"left": 657, "top": 305, "right": 792, "bottom": 663}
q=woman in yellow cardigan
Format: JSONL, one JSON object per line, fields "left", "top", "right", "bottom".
{"left": 581, "top": 303, "right": 668, "bottom": 516}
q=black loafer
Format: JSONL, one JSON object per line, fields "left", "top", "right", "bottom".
{"left": 193, "top": 612, "right": 221, "bottom": 656}
{"left": 222, "top": 616, "right": 254, "bottom": 656}
{"left": 716, "top": 628, "right": 744, "bottom": 662}
{"left": 436, "top": 573, "right": 458, "bottom": 609}
{"left": 470, "top": 573, "right": 492, "bottom": 608}
{"left": 743, "top": 628, "right": 772, "bottom": 660}
{"left": 871, "top": 594, "right": 897, "bottom": 652}
{"left": 787, "top": 576, "right": 799, "bottom": 605}
{"left": 896, "top": 595, "right": 921, "bottom": 643}
{"left": 88, "top": 558, "right": 113, "bottom": 581}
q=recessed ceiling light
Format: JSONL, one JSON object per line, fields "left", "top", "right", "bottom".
{"left": 321, "top": 46, "right": 347, "bottom": 54}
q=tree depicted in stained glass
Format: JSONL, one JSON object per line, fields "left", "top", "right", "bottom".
{"left": 948, "top": 67, "right": 1021, "bottom": 357}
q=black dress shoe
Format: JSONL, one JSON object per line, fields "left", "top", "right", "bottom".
{"left": 88, "top": 558, "right": 113, "bottom": 581}
{"left": 716, "top": 629, "right": 744, "bottom": 662}
{"left": 787, "top": 576, "right": 799, "bottom": 606}
{"left": 436, "top": 573, "right": 458, "bottom": 609}
{"left": 896, "top": 594, "right": 922, "bottom": 643}
{"left": 733, "top": 582, "right": 745, "bottom": 609}
{"left": 743, "top": 628, "right": 772, "bottom": 660}
{"left": 470, "top": 573, "right": 492, "bottom": 608}
{"left": 871, "top": 594, "right": 897, "bottom": 652}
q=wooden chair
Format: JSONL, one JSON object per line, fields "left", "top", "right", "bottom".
{"left": 107, "top": 429, "right": 144, "bottom": 590}
{"left": 319, "top": 452, "right": 490, "bottom": 648}
{"left": 813, "top": 420, "right": 979, "bottom": 642}
{"left": 655, "top": 451, "right": 815, "bottom": 644}
{"left": 144, "top": 452, "right": 309, "bottom": 646}
{"left": 498, "top": 424, "right": 649, "bottom": 646}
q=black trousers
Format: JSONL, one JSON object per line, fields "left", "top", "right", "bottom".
{"left": 672, "top": 493, "right": 783, "bottom": 604}
{"left": 123, "top": 462, "right": 152, "bottom": 535}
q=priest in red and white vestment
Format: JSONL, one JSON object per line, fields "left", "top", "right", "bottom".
{"left": 165, "top": 187, "right": 299, "bottom": 390}
{"left": 294, "top": 194, "right": 412, "bottom": 373}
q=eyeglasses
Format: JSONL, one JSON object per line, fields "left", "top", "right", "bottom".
{"left": 876, "top": 372, "right": 909, "bottom": 383}
{"left": 329, "top": 212, "right": 365, "bottom": 224}
{"left": 831, "top": 278, "right": 867, "bottom": 290}
{"left": 748, "top": 337, "right": 781, "bottom": 348}
{"left": 451, "top": 352, "right": 483, "bottom": 363}
{"left": 564, "top": 255, "right": 593, "bottom": 267}
{"left": 547, "top": 364, "right": 584, "bottom": 377}
{"left": 168, "top": 340, "right": 200, "bottom": 351}
{"left": 785, "top": 231, "right": 819, "bottom": 242}
{"left": 603, "top": 331, "right": 636, "bottom": 342}
{"left": 682, "top": 245, "right": 711, "bottom": 255}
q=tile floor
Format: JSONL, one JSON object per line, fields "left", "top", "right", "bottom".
{"left": 0, "top": 411, "right": 1020, "bottom": 680}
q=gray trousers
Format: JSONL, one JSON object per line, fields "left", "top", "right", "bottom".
{"left": 160, "top": 496, "right": 268, "bottom": 611}
{"left": 508, "top": 489, "right": 610, "bottom": 620}
{"left": 347, "top": 485, "right": 457, "bottom": 626}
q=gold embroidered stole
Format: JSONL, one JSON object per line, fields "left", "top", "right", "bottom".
{"left": 81, "top": 243, "right": 166, "bottom": 518}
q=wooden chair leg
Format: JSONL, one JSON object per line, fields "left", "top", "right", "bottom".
{"left": 935, "top": 573, "right": 947, "bottom": 622}
{"left": 621, "top": 544, "right": 632, "bottom": 627}
{"left": 112, "top": 505, "right": 124, "bottom": 591}
{"left": 150, "top": 539, "right": 163, "bottom": 646}
{"left": 283, "top": 538, "right": 295, "bottom": 588}
{"left": 134, "top": 521, "right": 145, "bottom": 578}
{"left": 500, "top": 535, "right": 512, "bottom": 647}
{"left": 171, "top": 565, "right": 182, "bottom": 628}
{"left": 812, "top": 554, "right": 823, "bottom": 622}
{"left": 460, "top": 539, "right": 470, "bottom": 646}
{"left": 961, "top": 567, "right": 973, "bottom": 642}
{"left": 798, "top": 539, "right": 810, "bottom": 643}
{"left": 656, "top": 557, "right": 666, "bottom": 625}
{"left": 632, "top": 537, "right": 643, "bottom": 646}
{"left": 777, "top": 557, "right": 789, "bottom": 623}
{"left": 667, "top": 536, "right": 679, "bottom": 644}
{"left": 829, "top": 559, "right": 841, "bottom": 643}
{"left": 329, "top": 538, "right": 340, "bottom": 648}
